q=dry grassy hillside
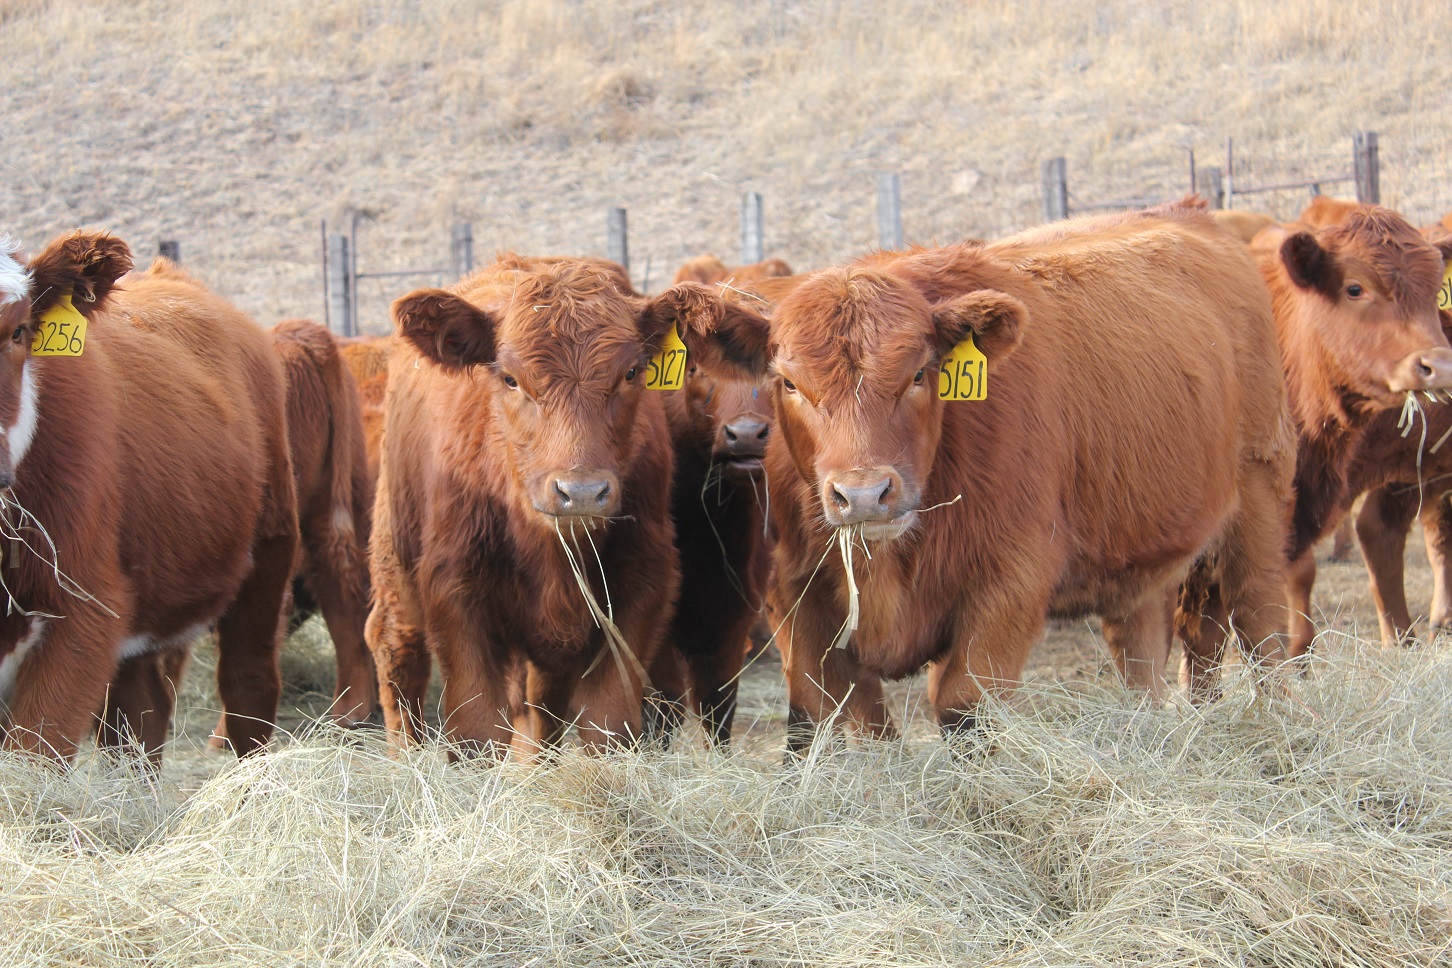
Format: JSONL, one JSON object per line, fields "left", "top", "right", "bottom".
{"left": 4, "top": 0, "right": 1452, "bottom": 329}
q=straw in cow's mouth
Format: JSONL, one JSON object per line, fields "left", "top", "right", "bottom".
{"left": 0, "top": 488, "right": 117, "bottom": 620}
{"left": 553, "top": 518, "right": 647, "bottom": 690}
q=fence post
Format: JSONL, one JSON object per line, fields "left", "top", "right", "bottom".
{"left": 740, "top": 192, "right": 765, "bottom": 265}
{"left": 158, "top": 240, "right": 181, "bottom": 263}
{"left": 1195, "top": 166, "right": 1224, "bottom": 209}
{"left": 1354, "top": 131, "right": 1379, "bottom": 205}
{"left": 326, "top": 232, "right": 354, "bottom": 338}
{"left": 607, "top": 207, "right": 629, "bottom": 275}
{"left": 1041, "top": 157, "right": 1069, "bottom": 222}
{"left": 451, "top": 222, "right": 474, "bottom": 280}
{"left": 876, "top": 173, "right": 903, "bottom": 251}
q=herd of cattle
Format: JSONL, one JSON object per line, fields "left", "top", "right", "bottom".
{"left": 1, "top": 193, "right": 1451, "bottom": 765}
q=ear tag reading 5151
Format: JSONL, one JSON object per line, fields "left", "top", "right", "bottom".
{"left": 645, "top": 324, "right": 687, "bottom": 390}
{"left": 32, "top": 294, "right": 87, "bottom": 357}
{"left": 938, "top": 332, "right": 987, "bottom": 401}
{"left": 1438, "top": 264, "right": 1452, "bottom": 313}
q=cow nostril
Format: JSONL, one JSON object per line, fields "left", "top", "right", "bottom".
{"left": 756, "top": 425, "right": 769, "bottom": 440}
{"left": 595, "top": 482, "right": 612, "bottom": 507}
{"left": 724, "top": 427, "right": 738, "bottom": 442}
{"left": 829, "top": 485, "right": 850, "bottom": 509}
{"left": 554, "top": 480, "right": 572, "bottom": 506}
{"left": 1420, "top": 361, "right": 1436, "bottom": 379}
{"left": 878, "top": 479, "right": 893, "bottom": 504}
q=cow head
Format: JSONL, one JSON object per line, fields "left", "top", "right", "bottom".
{"left": 0, "top": 232, "right": 131, "bottom": 487}
{"left": 1259, "top": 207, "right": 1452, "bottom": 419}
{"left": 394, "top": 261, "right": 683, "bottom": 527}
{"left": 666, "top": 361, "right": 774, "bottom": 478}
{"left": 653, "top": 263, "right": 1024, "bottom": 542}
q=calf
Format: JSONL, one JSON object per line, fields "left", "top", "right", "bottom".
{"left": 673, "top": 255, "right": 794, "bottom": 287}
{"left": 366, "top": 255, "right": 684, "bottom": 757}
{"left": 0, "top": 234, "right": 296, "bottom": 762}
{"left": 658, "top": 203, "right": 1295, "bottom": 743}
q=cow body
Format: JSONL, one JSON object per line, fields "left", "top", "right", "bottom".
{"left": 365, "top": 255, "right": 681, "bottom": 757}
{"left": 0, "top": 235, "right": 296, "bottom": 761}
{"left": 338, "top": 335, "right": 391, "bottom": 481}
{"left": 666, "top": 203, "right": 1294, "bottom": 741}
{"left": 673, "top": 255, "right": 794, "bottom": 287}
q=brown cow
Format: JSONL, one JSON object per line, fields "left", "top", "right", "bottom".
{"left": 366, "top": 254, "right": 685, "bottom": 758}
{"left": 338, "top": 335, "right": 391, "bottom": 481}
{"left": 1237, "top": 205, "right": 1452, "bottom": 663}
{"left": 656, "top": 202, "right": 1295, "bottom": 743}
{"left": 1210, "top": 209, "right": 1278, "bottom": 245}
{"left": 673, "top": 255, "right": 794, "bottom": 287}
{"left": 0, "top": 233, "right": 297, "bottom": 762}
{"left": 271, "top": 320, "right": 375, "bottom": 726}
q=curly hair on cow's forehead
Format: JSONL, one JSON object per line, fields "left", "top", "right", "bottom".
{"left": 1325, "top": 209, "right": 1445, "bottom": 309}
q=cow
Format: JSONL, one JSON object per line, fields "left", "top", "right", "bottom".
{"left": 652, "top": 201, "right": 1295, "bottom": 744}
{"left": 1229, "top": 204, "right": 1452, "bottom": 665}
{"left": 1211, "top": 209, "right": 1278, "bottom": 245}
{"left": 0, "top": 233, "right": 297, "bottom": 763}
{"left": 338, "top": 335, "right": 391, "bottom": 481}
{"left": 365, "top": 254, "right": 686, "bottom": 758}
{"left": 673, "top": 255, "right": 794, "bottom": 287}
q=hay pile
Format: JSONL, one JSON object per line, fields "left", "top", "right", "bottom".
{"left": 2, "top": 642, "right": 1451, "bottom": 966}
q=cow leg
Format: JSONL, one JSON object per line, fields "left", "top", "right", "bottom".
{"left": 1328, "top": 516, "right": 1356, "bottom": 562}
{"left": 427, "top": 597, "right": 514, "bottom": 761}
{"left": 366, "top": 602, "right": 430, "bottom": 748}
{"left": 641, "top": 646, "right": 686, "bottom": 749}
{"left": 1356, "top": 486, "right": 1418, "bottom": 647}
{"left": 3, "top": 612, "right": 120, "bottom": 761}
{"left": 520, "top": 661, "right": 574, "bottom": 755}
{"left": 1286, "top": 549, "right": 1318, "bottom": 660}
{"left": 1178, "top": 587, "right": 1230, "bottom": 704}
{"left": 212, "top": 529, "right": 294, "bottom": 757}
{"left": 1100, "top": 588, "right": 1174, "bottom": 702}
{"left": 929, "top": 600, "right": 1045, "bottom": 741}
{"left": 305, "top": 556, "right": 377, "bottom": 727}
{"left": 569, "top": 644, "right": 651, "bottom": 754}
{"left": 1424, "top": 495, "right": 1452, "bottom": 630}
{"left": 685, "top": 640, "right": 748, "bottom": 747}
{"left": 97, "top": 648, "right": 186, "bottom": 766}
{"left": 776, "top": 581, "right": 894, "bottom": 754}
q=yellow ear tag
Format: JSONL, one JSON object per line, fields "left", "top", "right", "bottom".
{"left": 645, "top": 324, "right": 687, "bottom": 390}
{"left": 938, "top": 332, "right": 987, "bottom": 401}
{"left": 32, "top": 294, "right": 87, "bottom": 357}
{"left": 1438, "top": 264, "right": 1452, "bottom": 313}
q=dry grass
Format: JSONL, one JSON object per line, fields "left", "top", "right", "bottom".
{"left": 3, "top": 0, "right": 1451, "bottom": 330}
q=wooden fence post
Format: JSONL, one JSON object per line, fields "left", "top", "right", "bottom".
{"left": 1354, "top": 131, "right": 1379, "bottom": 205}
{"left": 607, "top": 207, "right": 629, "bottom": 275}
{"left": 740, "top": 192, "right": 765, "bottom": 265}
{"left": 1195, "top": 166, "right": 1224, "bottom": 209}
{"left": 1041, "top": 157, "right": 1068, "bottom": 222}
{"left": 326, "top": 232, "right": 355, "bottom": 338}
{"left": 158, "top": 240, "right": 181, "bottom": 263}
{"left": 877, "top": 173, "right": 903, "bottom": 251}
{"left": 451, "top": 222, "right": 474, "bottom": 279}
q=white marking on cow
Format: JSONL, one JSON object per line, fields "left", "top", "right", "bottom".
{"left": 331, "top": 505, "right": 355, "bottom": 537}
{"left": 0, "top": 237, "right": 28, "bottom": 308}
{"left": 6, "top": 360, "right": 40, "bottom": 469}
{"left": 0, "top": 617, "right": 47, "bottom": 709}
{"left": 118, "top": 623, "right": 208, "bottom": 661}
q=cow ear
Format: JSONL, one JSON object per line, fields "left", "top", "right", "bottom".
{"left": 392, "top": 288, "right": 496, "bottom": 370}
{"left": 1433, "top": 236, "right": 1452, "bottom": 268}
{"left": 1280, "top": 231, "right": 1340, "bottom": 295}
{"left": 931, "top": 289, "right": 1025, "bottom": 362}
{"left": 26, "top": 231, "right": 132, "bottom": 318}
{"left": 641, "top": 282, "right": 772, "bottom": 381}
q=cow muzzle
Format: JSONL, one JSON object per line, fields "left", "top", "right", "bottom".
{"left": 717, "top": 417, "right": 769, "bottom": 472}
{"left": 1388, "top": 347, "right": 1452, "bottom": 394}
{"left": 820, "top": 467, "right": 912, "bottom": 534}
{"left": 536, "top": 470, "right": 622, "bottom": 520}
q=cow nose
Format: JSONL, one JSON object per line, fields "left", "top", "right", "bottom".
{"left": 722, "top": 418, "right": 769, "bottom": 458}
{"left": 821, "top": 469, "right": 902, "bottom": 526}
{"left": 548, "top": 472, "right": 620, "bottom": 517}
{"left": 1390, "top": 346, "right": 1452, "bottom": 393}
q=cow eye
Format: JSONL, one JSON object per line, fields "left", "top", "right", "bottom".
{"left": 502, "top": 373, "right": 518, "bottom": 389}
{"left": 782, "top": 377, "right": 797, "bottom": 392}
{"left": 1346, "top": 283, "right": 1364, "bottom": 298}
{"left": 10, "top": 327, "right": 22, "bottom": 344}
{"left": 624, "top": 366, "right": 637, "bottom": 383}
{"left": 688, "top": 364, "right": 697, "bottom": 376}
{"left": 913, "top": 368, "right": 925, "bottom": 386}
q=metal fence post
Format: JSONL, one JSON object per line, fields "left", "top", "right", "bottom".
{"left": 1354, "top": 131, "right": 1380, "bottom": 205}
{"left": 607, "top": 207, "right": 629, "bottom": 275}
{"left": 1195, "top": 166, "right": 1224, "bottom": 209}
{"left": 1041, "top": 157, "right": 1069, "bottom": 222}
{"left": 740, "top": 192, "right": 765, "bottom": 264}
{"left": 326, "top": 232, "right": 355, "bottom": 338}
{"left": 876, "top": 173, "right": 903, "bottom": 251}
{"left": 158, "top": 240, "right": 181, "bottom": 263}
{"left": 451, "top": 222, "right": 474, "bottom": 280}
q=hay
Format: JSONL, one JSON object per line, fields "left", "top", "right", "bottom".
{"left": 3, "top": 640, "right": 1452, "bottom": 966}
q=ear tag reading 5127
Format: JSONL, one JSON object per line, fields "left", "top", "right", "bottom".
{"left": 32, "top": 294, "right": 87, "bottom": 357}
{"left": 645, "top": 324, "right": 687, "bottom": 390}
{"left": 938, "top": 332, "right": 987, "bottom": 401}
{"left": 1438, "top": 264, "right": 1452, "bottom": 313}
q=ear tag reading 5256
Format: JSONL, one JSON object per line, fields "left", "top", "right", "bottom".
{"left": 938, "top": 332, "right": 987, "bottom": 401}
{"left": 645, "top": 324, "right": 687, "bottom": 390}
{"left": 32, "top": 294, "right": 87, "bottom": 357}
{"left": 1438, "top": 264, "right": 1452, "bottom": 313}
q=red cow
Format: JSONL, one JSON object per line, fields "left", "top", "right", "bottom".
{"left": 365, "top": 254, "right": 685, "bottom": 757}
{"left": 338, "top": 335, "right": 391, "bottom": 482}
{"left": 656, "top": 202, "right": 1295, "bottom": 743}
{"left": 0, "top": 233, "right": 297, "bottom": 762}
{"left": 673, "top": 255, "right": 794, "bottom": 287}
{"left": 1235, "top": 205, "right": 1452, "bottom": 663}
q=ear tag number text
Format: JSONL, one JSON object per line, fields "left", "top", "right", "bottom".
{"left": 645, "top": 324, "right": 687, "bottom": 390}
{"left": 938, "top": 332, "right": 986, "bottom": 401}
{"left": 1438, "top": 264, "right": 1452, "bottom": 313}
{"left": 32, "top": 294, "right": 87, "bottom": 357}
